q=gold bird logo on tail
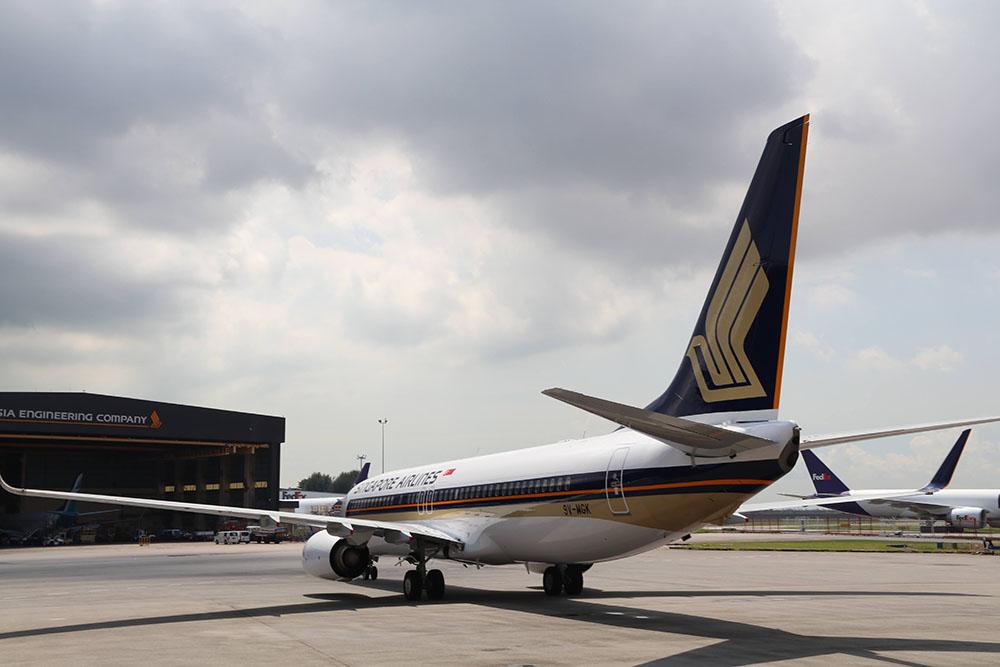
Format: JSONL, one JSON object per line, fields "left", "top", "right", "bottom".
{"left": 686, "top": 220, "right": 769, "bottom": 402}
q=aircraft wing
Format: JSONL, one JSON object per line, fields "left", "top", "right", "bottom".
{"left": 863, "top": 497, "right": 951, "bottom": 516}
{"left": 542, "top": 388, "right": 776, "bottom": 457}
{"left": 738, "top": 490, "right": 928, "bottom": 513}
{"left": 0, "top": 473, "right": 462, "bottom": 547}
{"left": 802, "top": 416, "right": 1000, "bottom": 448}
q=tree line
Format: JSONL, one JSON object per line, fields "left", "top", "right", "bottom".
{"left": 298, "top": 470, "right": 361, "bottom": 494}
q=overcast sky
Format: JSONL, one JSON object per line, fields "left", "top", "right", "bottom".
{"left": 1, "top": 1, "right": 998, "bottom": 497}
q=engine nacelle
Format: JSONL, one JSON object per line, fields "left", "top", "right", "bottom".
{"left": 948, "top": 507, "right": 987, "bottom": 529}
{"left": 302, "top": 530, "right": 370, "bottom": 580}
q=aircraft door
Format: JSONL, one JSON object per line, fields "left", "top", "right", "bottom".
{"left": 418, "top": 483, "right": 438, "bottom": 515}
{"left": 606, "top": 446, "right": 630, "bottom": 515}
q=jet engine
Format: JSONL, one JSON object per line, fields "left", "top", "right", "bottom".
{"left": 948, "top": 507, "right": 987, "bottom": 529}
{"left": 302, "top": 530, "right": 370, "bottom": 580}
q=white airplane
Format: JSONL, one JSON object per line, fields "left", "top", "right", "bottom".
{"left": 289, "top": 464, "right": 370, "bottom": 516}
{"left": 3, "top": 115, "right": 999, "bottom": 602}
{"left": 741, "top": 429, "right": 1000, "bottom": 528}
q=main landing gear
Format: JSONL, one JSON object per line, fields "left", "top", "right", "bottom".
{"left": 403, "top": 562, "right": 446, "bottom": 601}
{"left": 542, "top": 565, "right": 587, "bottom": 596}
{"left": 401, "top": 545, "right": 446, "bottom": 602}
{"left": 361, "top": 560, "right": 378, "bottom": 581}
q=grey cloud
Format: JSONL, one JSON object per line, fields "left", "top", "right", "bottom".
{"left": 280, "top": 2, "right": 808, "bottom": 198}
{"left": 0, "top": 232, "right": 184, "bottom": 329}
{"left": 0, "top": 2, "right": 313, "bottom": 231}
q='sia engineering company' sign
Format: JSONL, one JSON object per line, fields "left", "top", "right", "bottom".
{"left": 0, "top": 408, "right": 163, "bottom": 429}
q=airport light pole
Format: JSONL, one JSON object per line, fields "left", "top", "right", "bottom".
{"left": 378, "top": 418, "right": 388, "bottom": 474}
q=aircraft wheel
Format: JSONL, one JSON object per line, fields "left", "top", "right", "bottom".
{"left": 362, "top": 569, "right": 370, "bottom": 581}
{"left": 563, "top": 569, "right": 584, "bottom": 596}
{"left": 425, "top": 569, "right": 445, "bottom": 600}
{"left": 369, "top": 565, "right": 378, "bottom": 581}
{"left": 403, "top": 570, "right": 423, "bottom": 601}
{"left": 543, "top": 566, "right": 563, "bottom": 596}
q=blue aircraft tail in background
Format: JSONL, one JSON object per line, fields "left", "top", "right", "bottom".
{"left": 920, "top": 429, "right": 970, "bottom": 492}
{"left": 56, "top": 474, "right": 84, "bottom": 517}
{"left": 801, "top": 450, "right": 850, "bottom": 496}
{"left": 353, "top": 462, "right": 371, "bottom": 487}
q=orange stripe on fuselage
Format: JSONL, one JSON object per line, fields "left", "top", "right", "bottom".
{"left": 773, "top": 114, "right": 809, "bottom": 410}
{"left": 346, "top": 478, "right": 774, "bottom": 514}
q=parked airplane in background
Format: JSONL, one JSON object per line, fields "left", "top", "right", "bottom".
{"left": 0, "top": 474, "right": 116, "bottom": 544}
{"left": 3, "top": 115, "right": 999, "bottom": 602}
{"left": 291, "top": 464, "right": 370, "bottom": 517}
{"left": 741, "top": 430, "right": 1000, "bottom": 528}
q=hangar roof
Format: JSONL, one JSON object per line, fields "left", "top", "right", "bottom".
{"left": 0, "top": 392, "right": 284, "bottom": 448}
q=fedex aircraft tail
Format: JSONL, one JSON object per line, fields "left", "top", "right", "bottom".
{"left": 920, "top": 429, "right": 970, "bottom": 492}
{"left": 647, "top": 115, "right": 809, "bottom": 420}
{"left": 802, "top": 450, "right": 850, "bottom": 496}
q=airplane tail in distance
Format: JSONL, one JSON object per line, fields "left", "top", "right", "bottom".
{"left": 921, "top": 429, "right": 970, "bottom": 492}
{"left": 801, "top": 450, "right": 850, "bottom": 496}
{"left": 57, "top": 473, "right": 84, "bottom": 516}
{"left": 647, "top": 115, "right": 809, "bottom": 420}
{"left": 353, "top": 462, "right": 371, "bottom": 487}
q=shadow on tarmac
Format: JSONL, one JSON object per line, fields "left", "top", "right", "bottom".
{"left": 2, "top": 580, "right": 998, "bottom": 665}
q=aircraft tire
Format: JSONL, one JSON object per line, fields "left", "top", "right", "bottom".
{"left": 425, "top": 569, "right": 445, "bottom": 600}
{"left": 543, "top": 567, "right": 562, "bottom": 596}
{"left": 563, "top": 569, "right": 583, "bottom": 596}
{"left": 369, "top": 565, "right": 378, "bottom": 581}
{"left": 403, "top": 570, "right": 423, "bottom": 601}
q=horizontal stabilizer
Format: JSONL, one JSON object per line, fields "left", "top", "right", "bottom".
{"left": 543, "top": 388, "right": 775, "bottom": 458}
{"left": 802, "top": 416, "right": 1000, "bottom": 448}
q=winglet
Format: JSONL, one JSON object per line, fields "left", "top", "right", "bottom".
{"left": 0, "top": 471, "right": 21, "bottom": 495}
{"left": 920, "top": 429, "right": 970, "bottom": 493}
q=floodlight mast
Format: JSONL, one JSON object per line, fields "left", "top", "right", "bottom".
{"left": 377, "top": 418, "right": 388, "bottom": 474}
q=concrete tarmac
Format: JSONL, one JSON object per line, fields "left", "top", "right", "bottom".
{"left": 1, "top": 540, "right": 998, "bottom": 666}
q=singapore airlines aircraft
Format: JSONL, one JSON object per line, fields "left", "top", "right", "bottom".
{"left": 3, "top": 115, "right": 998, "bottom": 602}
{"left": 741, "top": 430, "right": 1000, "bottom": 528}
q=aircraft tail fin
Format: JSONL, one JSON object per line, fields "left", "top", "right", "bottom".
{"left": 646, "top": 115, "right": 809, "bottom": 420}
{"left": 57, "top": 473, "right": 84, "bottom": 516}
{"left": 921, "top": 429, "right": 970, "bottom": 492}
{"left": 353, "top": 462, "right": 371, "bottom": 487}
{"left": 801, "top": 450, "right": 850, "bottom": 495}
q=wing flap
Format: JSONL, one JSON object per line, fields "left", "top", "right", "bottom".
{"left": 543, "top": 388, "right": 775, "bottom": 457}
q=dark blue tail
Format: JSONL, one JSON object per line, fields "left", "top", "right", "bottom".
{"left": 647, "top": 116, "right": 809, "bottom": 418}
{"left": 921, "top": 429, "right": 970, "bottom": 492}
{"left": 801, "top": 450, "right": 850, "bottom": 496}
{"left": 353, "top": 462, "right": 371, "bottom": 487}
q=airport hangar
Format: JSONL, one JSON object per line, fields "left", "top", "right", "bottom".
{"left": 0, "top": 392, "right": 284, "bottom": 534}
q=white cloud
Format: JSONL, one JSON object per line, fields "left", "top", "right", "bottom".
{"left": 853, "top": 346, "right": 901, "bottom": 371}
{"left": 911, "top": 344, "right": 963, "bottom": 372}
{"left": 794, "top": 330, "right": 834, "bottom": 361}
